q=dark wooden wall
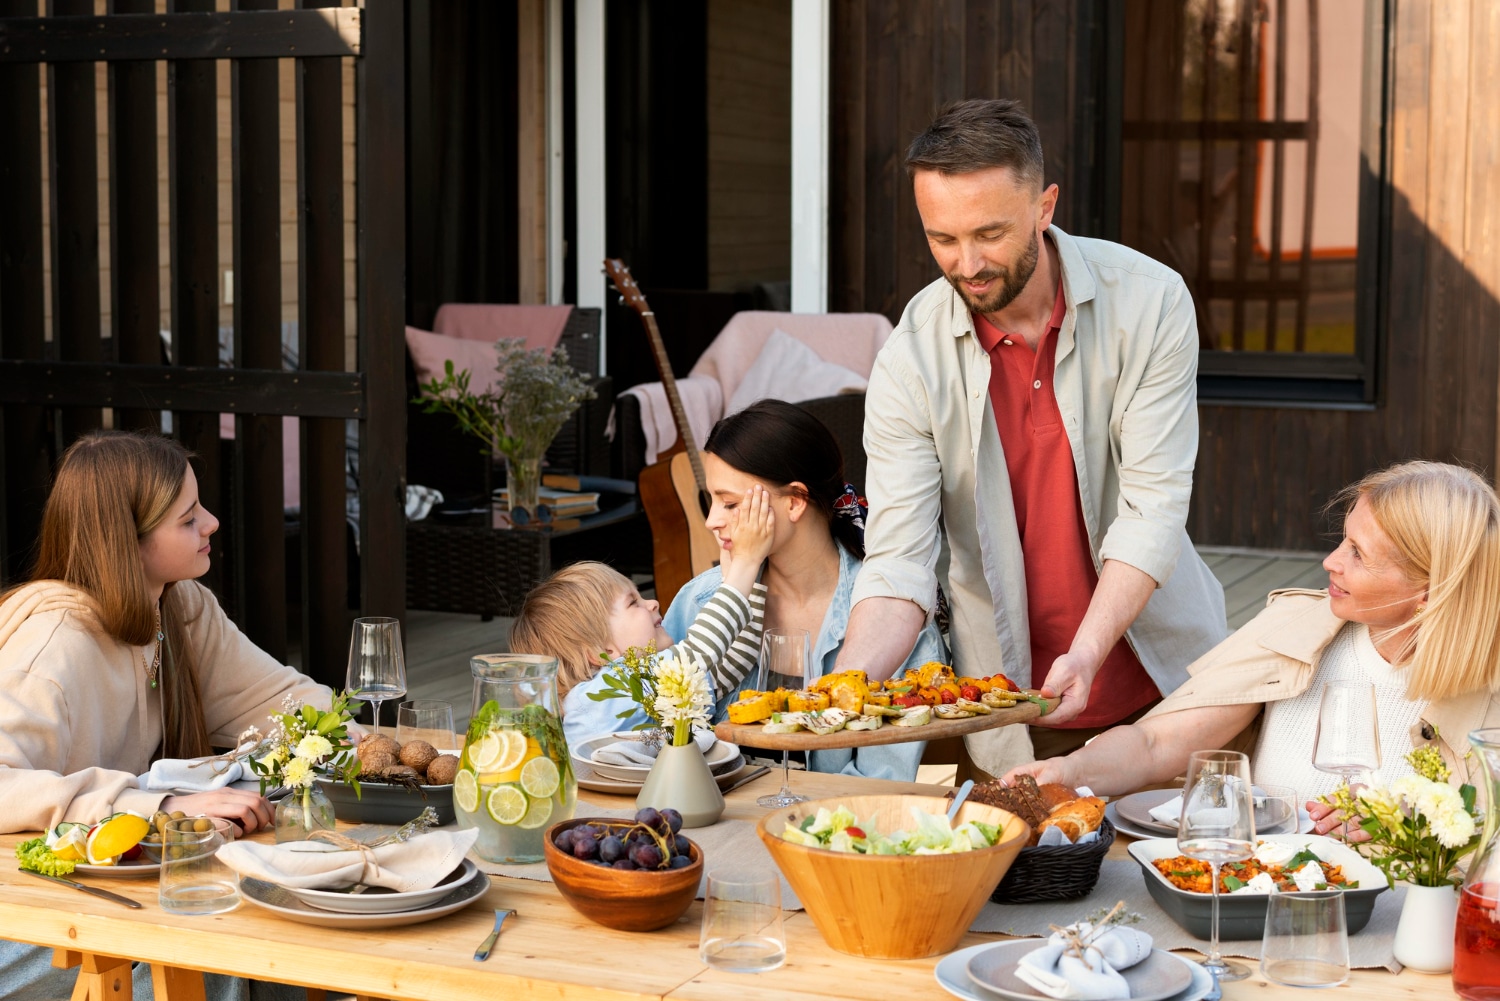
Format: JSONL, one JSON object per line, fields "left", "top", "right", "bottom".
{"left": 827, "top": 0, "right": 1500, "bottom": 551}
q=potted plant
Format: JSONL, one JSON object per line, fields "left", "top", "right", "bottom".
{"left": 417, "top": 341, "right": 596, "bottom": 519}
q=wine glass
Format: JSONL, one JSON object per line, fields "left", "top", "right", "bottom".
{"left": 345, "top": 617, "right": 407, "bottom": 735}
{"left": 757, "top": 628, "right": 811, "bottom": 809}
{"left": 1179, "top": 749, "right": 1256, "bottom": 982}
{"left": 1313, "top": 680, "right": 1381, "bottom": 790}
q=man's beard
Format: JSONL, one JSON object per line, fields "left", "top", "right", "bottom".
{"left": 946, "top": 227, "right": 1040, "bottom": 316}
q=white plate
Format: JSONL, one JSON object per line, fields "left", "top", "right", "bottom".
{"left": 72, "top": 859, "right": 161, "bottom": 877}
{"left": 239, "top": 866, "right": 489, "bottom": 929}
{"left": 281, "top": 859, "right": 481, "bottom": 914}
{"left": 966, "top": 942, "right": 1192, "bottom": 1001}
{"left": 573, "top": 754, "right": 748, "bottom": 795}
{"left": 934, "top": 942, "right": 1215, "bottom": 1001}
{"left": 1105, "top": 801, "right": 1313, "bottom": 841}
{"left": 573, "top": 734, "right": 740, "bottom": 782}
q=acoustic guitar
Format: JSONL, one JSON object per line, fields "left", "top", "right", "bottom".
{"left": 604, "top": 260, "right": 720, "bottom": 607}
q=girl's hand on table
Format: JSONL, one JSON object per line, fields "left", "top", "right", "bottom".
{"left": 1307, "top": 798, "right": 1371, "bottom": 843}
{"left": 161, "top": 788, "right": 274, "bottom": 836}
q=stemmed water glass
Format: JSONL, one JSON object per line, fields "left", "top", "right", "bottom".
{"left": 757, "top": 628, "right": 811, "bottom": 809}
{"left": 1313, "top": 679, "right": 1381, "bottom": 792}
{"left": 345, "top": 617, "right": 407, "bottom": 735}
{"left": 1178, "top": 749, "right": 1256, "bottom": 982}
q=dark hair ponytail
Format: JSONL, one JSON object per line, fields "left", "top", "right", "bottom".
{"left": 703, "top": 399, "right": 864, "bottom": 559}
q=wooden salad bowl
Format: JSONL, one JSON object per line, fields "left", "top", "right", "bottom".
{"left": 542, "top": 818, "right": 703, "bottom": 932}
{"left": 757, "top": 794, "right": 1028, "bottom": 959}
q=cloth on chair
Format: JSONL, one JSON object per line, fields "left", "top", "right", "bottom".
{"left": 616, "top": 311, "right": 893, "bottom": 464}
{"left": 433, "top": 303, "right": 572, "bottom": 352}
{"left": 725, "top": 329, "right": 868, "bottom": 415}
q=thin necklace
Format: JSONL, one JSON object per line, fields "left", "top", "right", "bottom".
{"left": 144, "top": 604, "right": 164, "bottom": 689}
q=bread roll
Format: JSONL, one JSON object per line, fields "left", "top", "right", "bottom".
{"left": 1039, "top": 783, "right": 1079, "bottom": 811}
{"left": 1037, "top": 796, "right": 1105, "bottom": 841}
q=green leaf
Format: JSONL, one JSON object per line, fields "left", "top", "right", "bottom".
{"left": 1222, "top": 875, "right": 1246, "bottom": 891}
{"left": 1462, "top": 784, "right": 1478, "bottom": 813}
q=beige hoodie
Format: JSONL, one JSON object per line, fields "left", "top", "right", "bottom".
{"left": 0, "top": 580, "right": 331, "bottom": 833}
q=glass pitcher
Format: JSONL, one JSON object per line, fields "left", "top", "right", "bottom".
{"left": 1454, "top": 728, "right": 1500, "bottom": 999}
{"left": 455, "top": 654, "right": 576, "bottom": 863}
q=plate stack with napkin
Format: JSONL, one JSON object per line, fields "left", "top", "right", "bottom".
{"left": 571, "top": 731, "right": 747, "bottom": 794}
{"left": 217, "top": 828, "right": 488, "bottom": 928}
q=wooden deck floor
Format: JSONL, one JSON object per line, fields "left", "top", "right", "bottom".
{"left": 399, "top": 546, "right": 1326, "bottom": 732}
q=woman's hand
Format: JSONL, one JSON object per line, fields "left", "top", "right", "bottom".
{"left": 1306, "top": 798, "right": 1372, "bottom": 843}
{"left": 160, "top": 789, "right": 274, "bottom": 836}
{"left": 720, "top": 485, "right": 776, "bottom": 594}
{"left": 1002, "top": 758, "right": 1076, "bottom": 789}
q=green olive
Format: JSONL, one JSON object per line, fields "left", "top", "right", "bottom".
{"left": 192, "top": 817, "right": 212, "bottom": 833}
{"left": 169, "top": 810, "right": 187, "bottom": 821}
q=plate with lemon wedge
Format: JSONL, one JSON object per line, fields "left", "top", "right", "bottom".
{"left": 50, "top": 813, "right": 161, "bottom": 876}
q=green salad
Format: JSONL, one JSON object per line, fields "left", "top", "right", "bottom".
{"left": 779, "top": 804, "right": 1002, "bottom": 855}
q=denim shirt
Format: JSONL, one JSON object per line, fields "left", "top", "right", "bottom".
{"left": 561, "top": 668, "right": 655, "bottom": 751}
{"left": 663, "top": 544, "right": 948, "bottom": 781}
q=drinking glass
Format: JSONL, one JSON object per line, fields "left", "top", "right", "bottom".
{"left": 1179, "top": 749, "right": 1255, "bottom": 982}
{"left": 159, "top": 817, "right": 239, "bottom": 915}
{"left": 1261, "top": 892, "right": 1350, "bottom": 987}
{"left": 346, "top": 617, "right": 407, "bottom": 734}
{"left": 1312, "top": 680, "right": 1381, "bottom": 792}
{"left": 1254, "top": 783, "right": 1302, "bottom": 836}
{"left": 699, "top": 867, "right": 787, "bottom": 973}
{"left": 757, "top": 628, "right": 811, "bottom": 809}
{"left": 397, "top": 699, "right": 456, "bottom": 751}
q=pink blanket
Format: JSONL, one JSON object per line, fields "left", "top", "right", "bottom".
{"left": 433, "top": 303, "right": 572, "bottom": 352}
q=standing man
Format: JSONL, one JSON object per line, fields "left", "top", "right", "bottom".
{"left": 837, "top": 100, "right": 1227, "bottom": 773}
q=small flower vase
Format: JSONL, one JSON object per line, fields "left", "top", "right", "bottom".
{"left": 274, "top": 783, "right": 337, "bottom": 843}
{"left": 637, "top": 741, "right": 724, "bottom": 829}
{"left": 1394, "top": 882, "right": 1460, "bottom": 972}
{"left": 505, "top": 454, "right": 543, "bottom": 518}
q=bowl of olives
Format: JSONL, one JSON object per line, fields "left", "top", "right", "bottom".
{"left": 542, "top": 808, "right": 703, "bottom": 931}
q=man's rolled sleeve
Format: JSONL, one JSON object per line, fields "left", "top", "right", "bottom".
{"left": 856, "top": 349, "right": 943, "bottom": 614}
{"left": 1098, "top": 279, "right": 1199, "bottom": 586}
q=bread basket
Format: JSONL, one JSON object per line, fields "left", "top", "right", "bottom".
{"left": 988, "top": 815, "right": 1115, "bottom": 903}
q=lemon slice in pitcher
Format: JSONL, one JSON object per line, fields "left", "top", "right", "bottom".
{"left": 486, "top": 785, "right": 528, "bottom": 826}
{"left": 470, "top": 730, "right": 527, "bottom": 773}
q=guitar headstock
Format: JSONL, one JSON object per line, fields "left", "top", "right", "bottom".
{"left": 603, "top": 258, "right": 651, "bottom": 316}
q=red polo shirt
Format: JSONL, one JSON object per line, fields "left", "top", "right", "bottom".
{"left": 973, "top": 283, "right": 1158, "bottom": 728}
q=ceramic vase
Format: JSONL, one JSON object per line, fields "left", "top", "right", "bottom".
{"left": 274, "top": 783, "right": 337, "bottom": 843}
{"left": 1394, "top": 882, "right": 1459, "bottom": 972}
{"left": 637, "top": 741, "right": 724, "bottom": 829}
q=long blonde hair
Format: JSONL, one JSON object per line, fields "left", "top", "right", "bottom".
{"left": 509, "top": 561, "right": 634, "bottom": 700}
{"left": 12, "top": 430, "right": 212, "bottom": 757}
{"left": 1336, "top": 461, "right": 1500, "bottom": 701}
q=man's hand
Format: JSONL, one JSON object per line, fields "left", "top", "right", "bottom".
{"left": 161, "top": 788, "right": 274, "bottom": 836}
{"left": 1035, "top": 649, "right": 1106, "bottom": 726}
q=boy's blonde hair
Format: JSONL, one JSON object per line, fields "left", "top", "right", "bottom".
{"left": 510, "top": 561, "right": 635, "bottom": 699}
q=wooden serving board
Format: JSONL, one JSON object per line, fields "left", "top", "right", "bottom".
{"left": 713, "top": 694, "right": 1059, "bottom": 751}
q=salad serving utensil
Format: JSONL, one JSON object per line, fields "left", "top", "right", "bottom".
{"left": 946, "top": 779, "right": 975, "bottom": 822}
{"left": 473, "top": 907, "right": 516, "bottom": 961}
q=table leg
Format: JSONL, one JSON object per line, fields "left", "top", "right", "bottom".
{"left": 51, "top": 949, "right": 133, "bottom": 1001}
{"left": 149, "top": 963, "right": 207, "bottom": 1001}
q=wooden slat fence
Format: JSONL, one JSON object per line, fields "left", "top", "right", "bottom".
{"left": 0, "top": 1, "right": 404, "bottom": 689}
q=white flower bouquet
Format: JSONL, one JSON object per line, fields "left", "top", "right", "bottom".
{"left": 586, "top": 644, "right": 712, "bottom": 748}
{"left": 247, "top": 691, "right": 362, "bottom": 828}
{"left": 1321, "top": 743, "right": 1481, "bottom": 887}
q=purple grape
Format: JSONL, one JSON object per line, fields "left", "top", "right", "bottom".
{"left": 634, "top": 807, "right": 660, "bottom": 827}
{"left": 673, "top": 835, "right": 691, "bottom": 857}
{"left": 660, "top": 808, "right": 683, "bottom": 834}
{"left": 611, "top": 859, "right": 636, "bottom": 870}
{"left": 599, "top": 835, "right": 625, "bottom": 864}
{"left": 554, "top": 828, "right": 577, "bottom": 852}
{"left": 630, "top": 843, "right": 663, "bottom": 869}
{"left": 572, "top": 832, "right": 599, "bottom": 861}
{"left": 669, "top": 854, "right": 694, "bottom": 869}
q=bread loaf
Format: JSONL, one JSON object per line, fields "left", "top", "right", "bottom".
{"left": 1036, "top": 796, "right": 1105, "bottom": 841}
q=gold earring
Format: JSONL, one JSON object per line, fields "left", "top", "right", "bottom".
{"left": 1413, "top": 603, "right": 1427, "bottom": 618}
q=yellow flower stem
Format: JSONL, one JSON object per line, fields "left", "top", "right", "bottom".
{"left": 673, "top": 719, "right": 690, "bottom": 748}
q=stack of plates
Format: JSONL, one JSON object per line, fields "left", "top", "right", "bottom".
{"left": 239, "top": 859, "right": 488, "bottom": 929}
{"left": 571, "top": 734, "right": 747, "bottom": 795}
{"left": 934, "top": 941, "right": 1215, "bottom": 1001}
{"left": 1106, "top": 788, "right": 1311, "bottom": 840}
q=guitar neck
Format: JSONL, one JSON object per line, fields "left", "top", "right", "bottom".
{"left": 640, "top": 312, "right": 708, "bottom": 491}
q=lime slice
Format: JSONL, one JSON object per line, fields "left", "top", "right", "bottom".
{"left": 454, "top": 769, "right": 480, "bottom": 814}
{"left": 486, "top": 785, "right": 528, "bottom": 826}
{"left": 85, "top": 813, "right": 149, "bottom": 864}
{"left": 519, "top": 756, "right": 560, "bottom": 799}
{"left": 515, "top": 792, "right": 553, "bottom": 829}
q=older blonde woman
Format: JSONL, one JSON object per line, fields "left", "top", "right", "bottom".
{"left": 1007, "top": 461, "right": 1500, "bottom": 831}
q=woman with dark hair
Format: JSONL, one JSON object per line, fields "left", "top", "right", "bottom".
{"left": 660, "top": 399, "right": 947, "bottom": 780}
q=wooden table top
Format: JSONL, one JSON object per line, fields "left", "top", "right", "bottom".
{"left": 0, "top": 770, "right": 1456, "bottom": 1001}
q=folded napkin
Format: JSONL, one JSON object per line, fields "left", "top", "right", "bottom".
{"left": 1016, "top": 923, "right": 1154, "bottom": 1000}
{"left": 1146, "top": 795, "right": 1183, "bottom": 825}
{"left": 216, "top": 828, "right": 479, "bottom": 893}
{"left": 1036, "top": 826, "right": 1102, "bottom": 848}
{"left": 138, "top": 757, "right": 246, "bottom": 792}
{"left": 591, "top": 728, "right": 715, "bottom": 766}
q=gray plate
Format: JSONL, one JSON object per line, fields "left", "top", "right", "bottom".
{"left": 72, "top": 860, "right": 160, "bottom": 877}
{"left": 573, "top": 754, "right": 747, "bottom": 795}
{"left": 282, "top": 859, "right": 479, "bottom": 914}
{"left": 1113, "top": 789, "right": 1306, "bottom": 838}
{"left": 966, "top": 941, "right": 1193, "bottom": 1001}
{"left": 934, "top": 943, "right": 1215, "bottom": 1001}
{"left": 317, "top": 777, "right": 456, "bottom": 826}
{"left": 239, "top": 866, "right": 488, "bottom": 929}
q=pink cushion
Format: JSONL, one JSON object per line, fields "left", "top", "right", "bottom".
{"left": 432, "top": 303, "right": 572, "bottom": 352}
{"left": 406, "top": 325, "right": 505, "bottom": 396}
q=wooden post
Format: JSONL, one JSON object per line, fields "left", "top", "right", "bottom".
{"left": 517, "top": 0, "right": 548, "bottom": 304}
{"left": 51, "top": 949, "right": 134, "bottom": 1001}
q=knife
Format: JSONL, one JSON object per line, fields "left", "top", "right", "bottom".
{"left": 720, "top": 766, "right": 771, "bottom": 796}
{"left": 21, "top": 869, "right": 143, "bottom": 909}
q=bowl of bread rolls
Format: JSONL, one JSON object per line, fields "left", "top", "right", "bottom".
{"left": 954, "top": 776, "right": 1114, "bottom": 903}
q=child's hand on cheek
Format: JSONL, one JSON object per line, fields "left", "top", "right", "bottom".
{"left": 720, "top": 485, "right": 775, "bottom": 593}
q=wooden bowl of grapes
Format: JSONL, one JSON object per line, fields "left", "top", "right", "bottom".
{"left": 542, "top": 809, "right": 703, "bottom": 931}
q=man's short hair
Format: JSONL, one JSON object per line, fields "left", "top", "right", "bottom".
{"left": 904, "top": 99, "right": 1044, "bottom": 186}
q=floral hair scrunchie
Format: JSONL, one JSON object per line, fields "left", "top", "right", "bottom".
{"left": 833, "top": 483, "right": 867, "bottom": 535}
